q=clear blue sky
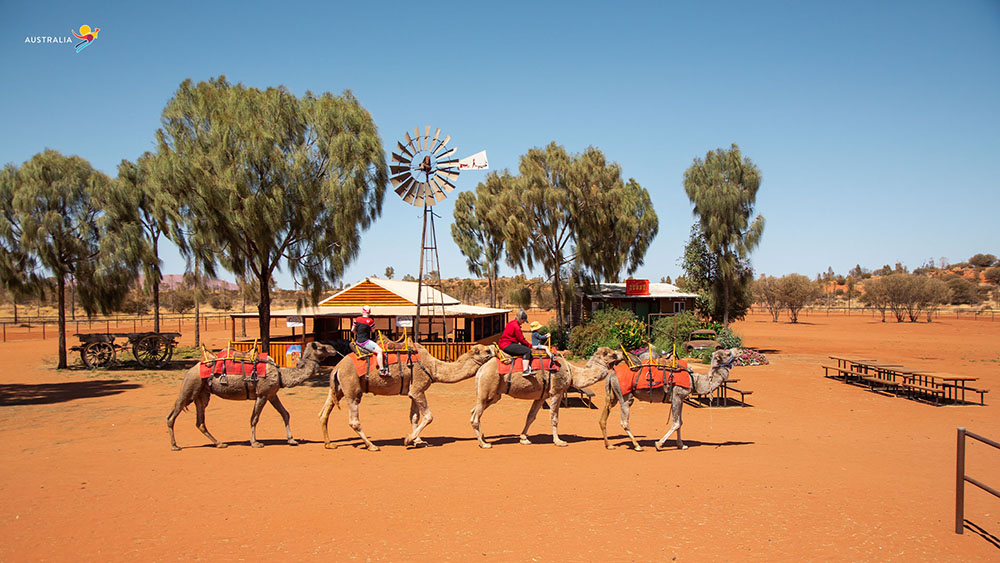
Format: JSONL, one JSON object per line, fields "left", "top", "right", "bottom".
{"left": 3, "top": 1, "right": 998, "bottom": 289}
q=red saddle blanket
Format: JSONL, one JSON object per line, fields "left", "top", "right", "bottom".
{"left": 497, "top": 356, "right": 560, "bottom": 376}
{"left": 199, "top": 349, "right": 269, "bottom": 379}
{"left": 614, "top": 359, "right": 691, "bottom": 394}
{"left": 350, "top": 350, "right": 420, "bottom": 377}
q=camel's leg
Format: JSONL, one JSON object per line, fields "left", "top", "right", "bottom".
{"left": 347, "top": 397, "right": 379, "bottom": 451}
{"left": 656, "top": 393, "right": 687, "bottom": 451}
{"left": 598, "top": 389, "right": 617, "bottom": 449}
{"left": 193, "top": 389, "right": 226, "bottom": 449}
{"left": 619, "top": 396, "right": 643, "bottom": 451}
{"left": 404, "top": 392, "right": 432, "bottom": 447}
{"left": 518, "top": 399, "right": 545, "bottom": 445}
{"left": 249, "top": 395, "right": 268, "bottom": 448}
{"left": 546, "top": 393, "right": 568, "bottom": 447}
{"left": 166, "top": 389, "right": 194, "bottom": 451}
{"left": 470, "top": 395, "right": 500, "bottom": 449}
{"left": 269, "top": 395, "right": 297, "bottom": 445}
{"left": 319, "top": 388, "right": 334, "bottom": 448}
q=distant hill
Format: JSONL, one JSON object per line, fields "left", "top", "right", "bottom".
{"left": 138, "top": 274, "right": 238, "bottom": 291}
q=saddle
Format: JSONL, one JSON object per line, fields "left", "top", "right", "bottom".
{"left": 614, "top": 358, "right": 691, "bottom": 396}
{"left": 493, "top": 345, "right": 561, "bottom": 376}
{"left": 199, "top": 347, "right": 269, "bottom": 383}
{"left": 349, "top": 341, "right": 420, "bottom": 378}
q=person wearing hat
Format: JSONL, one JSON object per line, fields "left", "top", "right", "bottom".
{"left": 529, "top": 321, "right": 553, "bottom": 359}
{"left": 352, "top": 305, "right": 388, "bottom": 376}
{"left": 498, "top": 309, "right": 535, "bottom": 376}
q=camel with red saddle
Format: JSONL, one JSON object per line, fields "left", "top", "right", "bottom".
{"left": 599, "top": 347, "right": 739, "bottom": 451}
{"left": 167, "top": 341, "right": 339, "bottom": 450}
{"left": 318, "top": 342, "right": 494, "bottom": 451}
{"left": 470, "top": 346, "right": 626, "bottom": 448}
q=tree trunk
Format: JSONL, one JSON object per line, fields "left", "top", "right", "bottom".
{"left": 70, "top": 278, "right": 75, "bottom": 321}
{"left": 722, "top": 276, "right": 731, "bottom": 329}
{"left": 13, "top": 297, "right": 18, "bottom": 323}
{"left": 258, "top": 270, "right": 271, "bottom": 351}
{"left": 153, "top": 236, "right": 160, "bottom": 333}
{"left": 194, "top": 262, "right": 201, "bottom": 347}
{"left": 241, "top": 284, "right": 247, "bottom": 337}
{"left": 57, "top": 273, "right": 67, "bottom": 369}
{"left": 553, "top": 271, "right": 564, "bottom": 327}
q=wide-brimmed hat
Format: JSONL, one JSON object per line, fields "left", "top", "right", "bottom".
{"left": 529, "top": 321, "right": 542, "bottom": 331}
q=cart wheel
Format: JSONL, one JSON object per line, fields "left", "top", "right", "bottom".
{"left": 82, "top": 341, "right": 116, "bottom": 369}
{"left": 133, "top": 334, "right": 171, "bottom": 368}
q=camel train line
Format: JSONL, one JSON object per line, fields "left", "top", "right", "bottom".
{"left": 167, "top": 339, "right": 741, "bottom": 452}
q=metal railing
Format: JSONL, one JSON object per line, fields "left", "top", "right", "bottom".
{"left": 956, "top": 427, "right": 1000, "bottom": 534}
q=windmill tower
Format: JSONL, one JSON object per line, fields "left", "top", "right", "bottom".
{"left": 390, "top": 127, "right": 461, "bottom": 349}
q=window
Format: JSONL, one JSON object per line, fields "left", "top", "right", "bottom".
{"left": 673, "top": 301, "right": 685, "bottom": 314}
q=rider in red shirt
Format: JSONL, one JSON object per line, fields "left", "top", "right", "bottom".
{"left": 499, "top": 310, "right": 534, "bottom": 376}
{"left": 352, "top": 305, "right": 387, "bottom": 376}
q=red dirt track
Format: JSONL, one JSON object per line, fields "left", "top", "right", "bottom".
{"left": 2, "top": 311, "right": 999, "bottom": 560}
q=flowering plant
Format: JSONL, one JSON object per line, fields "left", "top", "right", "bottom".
{"left": 734, "top": 349, "right": 769, "bottom": 366}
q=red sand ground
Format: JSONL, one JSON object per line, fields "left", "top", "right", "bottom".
{"left": 1, "top": 311, "right": 999, "bottom": 561}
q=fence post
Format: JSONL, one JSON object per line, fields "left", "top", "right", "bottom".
{"left": 956, "top": 426, "right": 966, "bottom": 534}
{"left": 42, "top": 322, "right": 45, "bottom": 340}
{"left": 2, "top": 323, "right": 5, "bottom": 342}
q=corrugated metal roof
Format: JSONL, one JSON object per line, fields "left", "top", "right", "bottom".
{"left": 318, "top": 277, "right": 459, "bottom": 307}
{"left": 588, "top": 282, "right": 699, "bottom": 299}
{"left": 230, "top": 303, "right": 509, "bottom": 318}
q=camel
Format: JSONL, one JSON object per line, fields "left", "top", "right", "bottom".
{"left": 167, "top": 341, "right": 338, "bottom": 450}
{"left": 470, "top": 346, "right": 626, "bottom": 448}
{"left": 318, "top": 342, "right": 494, "bottom": 451}
{"left": 599, "top": 347, "right": 739, "bottom": 451}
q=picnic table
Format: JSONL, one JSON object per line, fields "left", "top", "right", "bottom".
{"left": 823, "top": 356, "right": 988, "bottom": 405}
{"left": 688, "top": 378, "right": 752, "bottom": 407}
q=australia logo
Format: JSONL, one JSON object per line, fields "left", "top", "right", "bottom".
{"left": 72, "top": 24, "right": 100, "bottom": 53}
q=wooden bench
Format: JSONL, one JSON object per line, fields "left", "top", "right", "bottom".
{"left": 562, "top": 385, "right": 596, "bottom": 408}
{"left": 859, "top": 374, "right": 902, "bottom": 395}
{"left": 821, "top": 364, "right": 866, "bottom": 382}
{"left": 724, "top": 383, "right": 753, "bottom": 407}
{"left": 965, "top": 387, "right": 989, "bottom": 406}
{"left": 902, "top": 381, "right": 946, "bottom": 404}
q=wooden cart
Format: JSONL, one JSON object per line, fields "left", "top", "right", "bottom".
{"left": 71, "top": 332, "right": 181, "bottom": 369}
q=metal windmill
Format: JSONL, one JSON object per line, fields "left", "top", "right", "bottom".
{"left": 390, "top": 127, "right": 465, "bottom": 350}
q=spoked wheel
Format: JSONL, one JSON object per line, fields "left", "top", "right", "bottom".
{"left": 82, "top": 341, "right": 116, "bottom": 369}
{"left": 133, "top": 334, "right": 173, "bottom": 368}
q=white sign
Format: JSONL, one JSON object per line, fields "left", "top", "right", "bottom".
{"left": 286, "top": 316, "right": 304, "bottom": 328}
{"left": 396, "top": 316, "right": 413, "bottom": 328}
{"left": 458, "top": 150, "right": 489, "bottom": 170}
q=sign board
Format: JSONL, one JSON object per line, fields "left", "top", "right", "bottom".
{"left": 285, "top": 344, "right": 302, "bottom": 364}
{"left": 458, "top": 150, "right": 489, "bottom": 170}
{"left": 395, "top": 316, "right": 413, "bottom": 328}
{"left": 625, "top": 279, "right": 650, "bottom": 296}
{"left": 286, "top": 315, "right": 304, "bottom": 328}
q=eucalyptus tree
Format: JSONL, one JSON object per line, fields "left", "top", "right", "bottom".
{"left": 110, "top": 152, "right": 174, "bottom": 331}
{"left": 155, "top": 77, "right": 388, "bottom": 348}
{"left": 572, "top": 148, "right": 658, "bottom": 284}
{"left": 451, "top": 171, "right": 509, "bottom": 307}
{"left": 3, "top": 151, "right": 138, "bottom": 367}
{"left": 683, "top": 144, "right": 765, "bottom": 328}
{"left": 0, "top": 164, "right": 41, "bottom": 323}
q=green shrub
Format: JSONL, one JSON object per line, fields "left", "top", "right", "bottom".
{"left": 568, "top": 307, "right": 640, "bottom": 358}
{"left": 716, "top": 327, "right": 742, "bottom": 348}
{"left": 650, "top": 312, "right": 700, "bottom": 354}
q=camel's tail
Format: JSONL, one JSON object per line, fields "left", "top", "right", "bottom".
{"left": 319, "top": 371, "right": 342, "bottom": 417}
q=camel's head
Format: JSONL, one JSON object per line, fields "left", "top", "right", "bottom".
{"left": 710, "top": 348, "right": 740, "bottom": 376}
{"left": 468, "top": 344, "right": 495, "bottom": 365}
{"left": 588, "top": 346, "right": 626, "bottom": 368}
{"left": 297, "top": 341, "right": 339, "bottom": 367}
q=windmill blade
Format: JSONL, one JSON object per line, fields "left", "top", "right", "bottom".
{"left": 436, "top": 147, "right": 457, "bottom": 160}
{"left": 391, "top": 152, "right": 411, "bottom": 165}
{"left": 423, "top": 126, "right": 431, "bottom": 151}
{"left": 396, "top": 141, "right": 414, "bottom": 159}
{"left": 414, "top": 127, "right": 422, "bottom": 151}
{"left": 436, "top": 168, "right": 459, "bottom": 181}
{"left": 401, "top": 179, "right": 419, "bottom": 204}
{"left": 437, "top": 159, "right": 459, "bottom": 169}
{"left": 390, "top": 171, "right": 412, "bottom": 187}
{"left": 405, "top": 131, "right": 419, "bottom": 154}
{"left": 433, "top": 174, "right": 457, "bottom": 193}
{"left": 430, "top": 177, "right": 450, "bottom": 199}
{"left": 390, "top": 164, "right": 412, "bottom": 176}
{"left": 432, "top": 135, "right": 451, "bottom": 153}
{"left": 429, "top": 128, "right": 440, "bottom": 152}
{"left": 394, "top": 176, "right": 416, "bottom": 197}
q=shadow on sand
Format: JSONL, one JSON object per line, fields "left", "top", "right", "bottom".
{"left": 963, "top": 521, "right": 1000, "bottom": 550}
{"left": 606, "top": 436, "right": 755, "bottom": 450}
{"left": 0, "top": 379, "right": 142, "bottom": 406}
